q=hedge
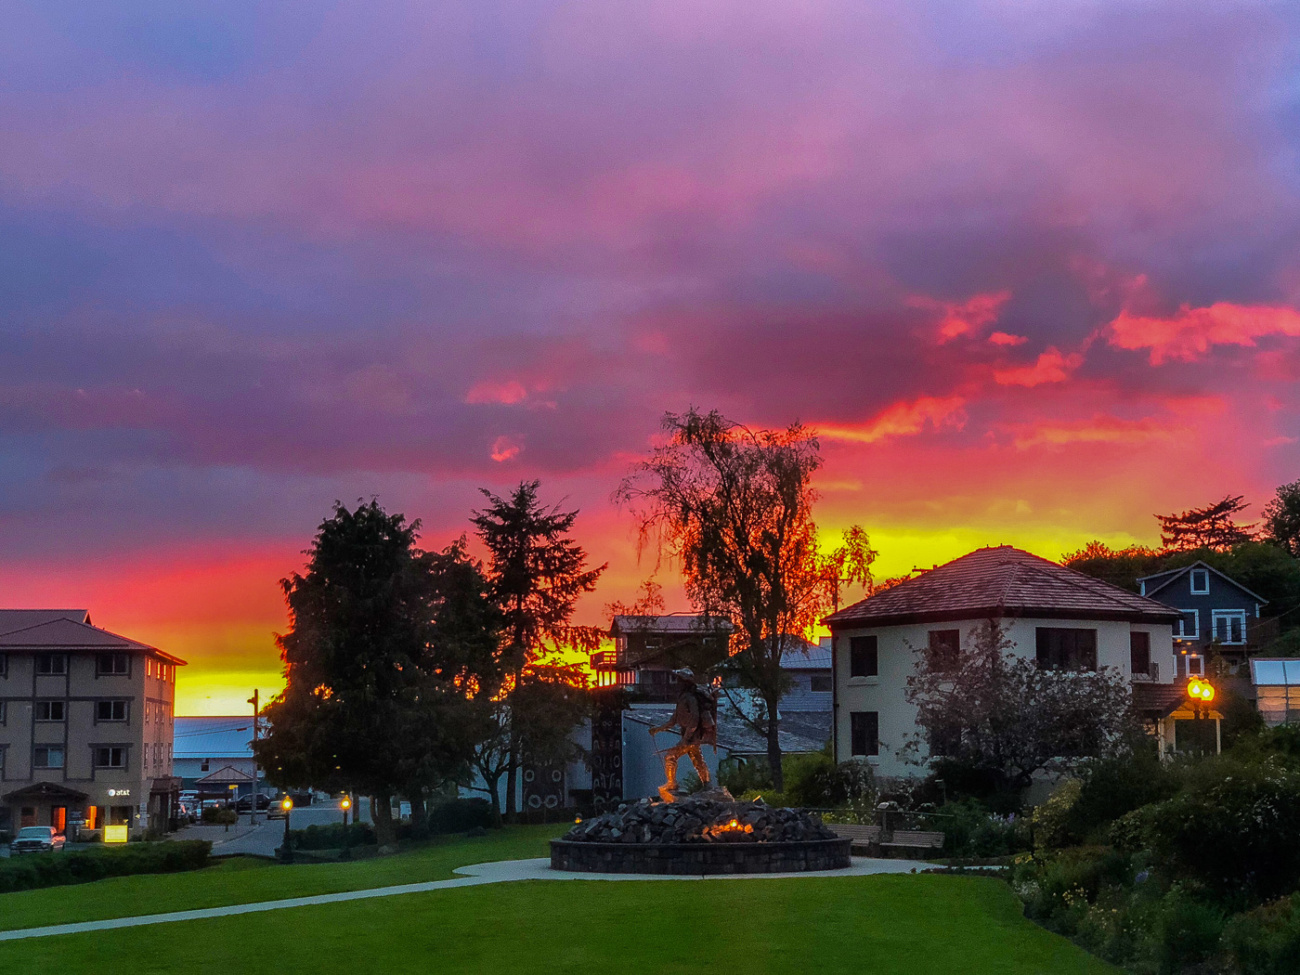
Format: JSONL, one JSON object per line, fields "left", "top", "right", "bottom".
{"left": 0, "top": 840, "right": 212, "bottom": 894}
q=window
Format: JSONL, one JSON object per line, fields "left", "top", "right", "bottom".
{"left": 810, "top": 675, "right": 833, "bottom": 693}
{"left": 1130, "top": 631, "right": 1151, "bottom": 677}
{"left": 34, "top": 746, "right": 64, "bottom": 769}
{"left": 93, "top": 747, "right": 126, "bottom": 769}
{"left": 97, "top": 654, "right": 129, "bottom": 676}
{"left": 850, "top": 635, "right": 879, "bottom": 678}
{"left": 0, "top": 653, "right": 6, "bottom": 678}
{"left": 37, "top": 654, "right": 67, "bottom": 675}
{"left": 200, "top": 758, "right": 211, "bottom": 772}
{"left": 96, "top": 700, "right": 128, "bottom": 722}
{"left": 849, "top": 711, "right": 879, "bottom": 757}
{"left": 1176, "top": 651, "right": 1204, "bottom": 678}
{"left": 35, "top": 700, "right": 65, "bottom": 722}
{"left": 927, "top": 630, "right": 961, "bottom": 673}
{"left": 0, "top": 701, "right": 5, "bottom": 725}
{"left": 1212, "top": 610, "right": 1247, "bottom": 645}
{"left": 1175, "top": 610, "right": 1200, "bottom": 640}
{"left": 1190, "top": 568, "right": 1210, "bottom": 595}
{"left": 1036, "top": 628, "right": 1098, "bottom": 672}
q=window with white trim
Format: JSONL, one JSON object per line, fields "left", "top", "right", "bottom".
{"left": 1175, "top": 610, "right": 1199, "bottom": 640}
{"left": 1212, "top": 610, "right": 1247, "bottom": 645}
{"left": 1190, "top": 568, "right": 1210, "bottom": 594}
{"left": 1176, "top": 652, "right": 1205, "bottom": 678}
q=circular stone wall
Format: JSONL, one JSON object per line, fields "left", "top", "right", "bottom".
{"left": 550, "top": 836, "right": 851, "bottom": 875}
{"left": 549, "top": 796, "right": 852, "bottom": 875}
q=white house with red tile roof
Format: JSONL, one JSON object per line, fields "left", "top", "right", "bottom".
{"left": 824, "top": 546, "right": 1190, "bottom": 778}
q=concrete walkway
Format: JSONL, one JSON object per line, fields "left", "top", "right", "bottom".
{"left": 0, "top": 855, "right": 935, "bottom": 943}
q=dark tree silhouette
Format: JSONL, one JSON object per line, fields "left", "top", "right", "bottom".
{"left": 255, "top": 502, "right": 486, "bottom": 849}
{"left": 1264, "top": 480, "right": 1300, "bottom": 558}
{"left": 1157, "top": 495, "right": 1256, "bottom": 552}
{"left": 470, "top": 481, "right": 605, "bottom": 817}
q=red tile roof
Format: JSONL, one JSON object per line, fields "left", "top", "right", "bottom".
{"left": 825, "top": 546, "right": 1183, "bottom": 627}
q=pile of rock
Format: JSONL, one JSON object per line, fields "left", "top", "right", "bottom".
{"left": 562, "top": 797, "right": 837, "bottom": 845}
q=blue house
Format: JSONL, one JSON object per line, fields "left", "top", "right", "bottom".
{"left": 1137, "top": 562, "right": 1269, "bottom": 676}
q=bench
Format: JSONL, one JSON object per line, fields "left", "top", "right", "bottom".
{"left": 830, "top": 824, "right": 881, "bottom": 852}
{"left": 879, "top": 830, "right": 945, "bottom": 857}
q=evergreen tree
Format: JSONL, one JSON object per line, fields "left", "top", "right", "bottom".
{"left": 469, "top": 481, "right": 605, "bottom": 817}
{"left": 1157, "top": 495, "right": 1256, "bottom": 552}
{"left": 1264, "top": 480, "right": 1300, "bottom": 558}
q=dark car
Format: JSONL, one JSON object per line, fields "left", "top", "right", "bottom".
{"left": 234, "top": 794, "right": 271, "bottom": 813}
{"left": 10, "top": 826, "right": 65, "bottom": 854}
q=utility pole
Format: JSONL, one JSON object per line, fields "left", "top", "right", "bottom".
{"left": 248, "top": 689, "right": 259, "bottom": 826}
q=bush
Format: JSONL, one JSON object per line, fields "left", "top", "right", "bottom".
{"left": 1133, "top": 758, "right": 1300, "bottom": 906}
{"left": 1069, "top": 749, "right": 1179, "bottom": 842}
{"left": 1223, "top": 893, "right": 1300, "bottom": 975}
{"left": 0, "top": 841, "right": 211, "bottom": 894}
{"left": 784, "top": 752, "right": 877, "bottom": 809}
{"left": 1032, "top": 779, "right": 1083, "bottom": 852}
{"left": 1150, "top": 888, "right": 1226, "bottom": 974}
{"left": 718, "top": 757, "right": 773, "bottom": 796}
{"left": 292, "top": 821, "right": 376, "bottom": 850}
{"left": 930, "top": 799, "right": 1028, "bottom": 858}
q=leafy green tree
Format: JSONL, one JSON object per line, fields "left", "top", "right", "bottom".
{"left": 1061, "top": 541, "right": 1162, "bottom": 591}
{"left": 616, "top": 409, "right": 874, "bottom": 790}
{"left": 255, "top": 502, "right": 485, "bottom": 849}
{"left": 1264, "top": 479, "right": 1300, "bottom": 558}
{"left": 470, "top": 481, "right": 605, "bottom": 817}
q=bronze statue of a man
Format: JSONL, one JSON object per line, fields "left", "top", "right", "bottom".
{"left": 650, "top": 668, "right": 720, "bottom": 802}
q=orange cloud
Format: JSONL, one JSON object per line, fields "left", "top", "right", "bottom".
{"left": 490, "top": 435, "right": 522, "bottom": 462}
{"left": 994, "top": 348, "right": 1083, "bottom": 386}
{"left": 908, "top": 291, "right": 1012, "bottom": 343}
{"left": 988, "top": 331, "right": 1027, "bottom": 346}
{"left": 1008, "top": 415, "right": 1172, "bottom": 449}
{"left": 1106, "top": 302, "right": 1300, "bottom": 364}
{"left": 819, "top": 395, "right": 967, "bottom": 444}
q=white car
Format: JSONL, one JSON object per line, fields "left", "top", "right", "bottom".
{"left": 10, "top": 826, "right": 66, "bottom": 854}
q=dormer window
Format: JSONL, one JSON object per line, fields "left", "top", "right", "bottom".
{"left": 1190, "top": 568, "right": 1209, "bottom": 594}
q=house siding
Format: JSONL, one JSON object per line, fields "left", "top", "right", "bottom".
{"left": 832, "top": 616, "right": 1176, "bottom": 779}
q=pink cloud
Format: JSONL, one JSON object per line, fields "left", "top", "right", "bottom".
{"left": 908, "top": 291, "right": 1012, "bottom": 343}
{"left": 818, "top": 395, "right": 967, "bottom": 444}
{"left": 466, "top": 380, "right": 529, "bottom": 405}
{"left": 994, "top": 348, "right": 1083, "bottom": 387}
{"left": 988, "top": 331, "right": 1027, "bottom": 346}
{"left": 1106, "top": 303, "right": 1300, "bottom": 365}
{"left": 1007, "top": 415, "right": 1173, "bottom": 450}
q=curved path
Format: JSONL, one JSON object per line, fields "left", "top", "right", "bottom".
{"left": 0, "top": 855, "right": 934, "bottom": 943}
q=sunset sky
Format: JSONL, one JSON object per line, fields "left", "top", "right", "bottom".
{"left": 2, "top": 1, "right": 1299, "bottom": 714}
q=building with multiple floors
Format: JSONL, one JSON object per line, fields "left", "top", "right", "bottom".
{"left": 0, "top": 610, "right": 184, "bottom": 838}
{"left": 824, "top": 547, "right": 1192, "bottom": 778}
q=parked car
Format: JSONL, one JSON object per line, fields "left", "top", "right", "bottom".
{"left": 234, "top": 794, "right": 271, "bottom": 813}
{"left": 178, "top": 790, "right": 200, "bottom": 806}
{"left": 266, "top": 796, "right": 292, "bottom": 820}
{"left": 10, "top": 827, "right": 65, "bottom": 855}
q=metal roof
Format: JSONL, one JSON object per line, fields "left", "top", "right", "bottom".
{"left": 0, "top": 610, "right": 89, "bottom": 634}
{"left": 624, "top": 708, "right": 828, "bottom": 756}
{"left": 826, "top": 546, "right": 1182, "bottom": 627}
{"left": 174, "top": 717, "right": 256, "bottom": 759}
{"left": 0, "top": 615, "right": 186, "bottom": 664}
{"left": 610, "top": 615, "right": 733, "bottom": 636}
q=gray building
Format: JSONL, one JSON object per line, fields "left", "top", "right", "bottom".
{"left": 1138, "top": 561, "right": 1273, "bottom": 676}
{"left": 173, "top": 716, "right": 259, "bottom": 799}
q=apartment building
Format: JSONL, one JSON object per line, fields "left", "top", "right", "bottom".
{"left": 0, "top": 610, "right": 184, "bottom": 838}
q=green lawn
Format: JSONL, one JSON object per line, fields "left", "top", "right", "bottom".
{"left": 0, "top": 824, "right": 561, "bottom": 932}
{"left": 0, "top": 873, "right": 1116, "bottom": 974}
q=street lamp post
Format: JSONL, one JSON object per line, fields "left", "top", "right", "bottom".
{"left": 341, "top": 795, "right": 352, "bottom": 828}
{"left": 278, "top": 797, "right": 294, "bottom": 863}
{"left": 1186, "top": 678, "right": 1217, "bottom": 754}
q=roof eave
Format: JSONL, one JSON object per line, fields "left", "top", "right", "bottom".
{"left": 826, "top": 605, "right": 1183, "bottom": 629}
